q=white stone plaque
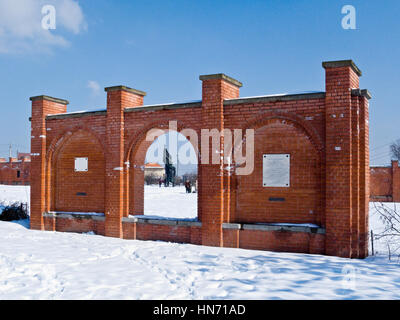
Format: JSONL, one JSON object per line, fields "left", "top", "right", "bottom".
{"left": 74, "top": 157, "right": 88, "bottom": 172}
{"left": 263, "top": 154, "right": 290, "bottom": 187}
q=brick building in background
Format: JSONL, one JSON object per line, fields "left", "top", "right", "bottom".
{"left": 370, "top": 160, "right": 400, "bottom": 202}
{"left": 0, "top": 152, "right": 31, "bottom": 185}
{"left": 29, "top": 60, "right": 371, "bottom": 258}
{"left": 144, "top": 163, "right": 165, "bottom": 180}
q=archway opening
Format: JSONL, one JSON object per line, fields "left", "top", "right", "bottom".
{"left": 131, "top": 130, "right": 198, "bottom": 220}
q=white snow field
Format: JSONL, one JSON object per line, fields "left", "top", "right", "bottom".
{"left": 144, "top": 185, "right": 197, "bottom": 219}
{"left": 0, "top": 184, "right": 30, "bottom": 206}
{"left": 0, "top": 185, "right": 399, "bottom": 300}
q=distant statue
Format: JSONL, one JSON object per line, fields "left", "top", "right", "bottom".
{"left": 163, "top": 148, "right": 176, "bottom": 187}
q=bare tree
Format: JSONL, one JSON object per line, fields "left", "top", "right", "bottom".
{"left": 144, "top": 173, "right": 159, "bottom": 185}
{"left": 373, "top": 202, "right": 400, "bottom": 259}
{"left": 390, "top": 139, "right": 400, "bottom": 160}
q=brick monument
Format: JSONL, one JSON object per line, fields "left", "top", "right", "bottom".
{"left": 29, "top": 60, "right": 371, "bottom": 258}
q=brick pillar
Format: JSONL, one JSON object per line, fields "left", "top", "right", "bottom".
{"left": 323, "top": 60, "right": 361, "bottom": 258}
{"left": 104, "top": 86, "right": 146, "bottom": 238}
{"left": 392, "top": 160, "right": 400, "bottom": 202}
{"left": 358, "top": 92, "right": 371, "bottom": 258}
{"left": 350, "top": 95, "right": 360, "bottom": 258}
{"left": 199, "top": 74, "right": 241, "bottom": 247}
{"left": 30, "top": 95, "right": 68, "bottom": 230}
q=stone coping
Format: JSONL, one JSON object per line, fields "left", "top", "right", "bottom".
{"left": 125, "top": 101, "right": 202, "bottom": 113}
{"left": 30, "top": 95, "right": 69, "bottom": 105}
{"left": 322, "top": 60, "right": 362, "bottom": 77}
{"left": 42, "top": 212, "right": 324, "bottom": 234}
{"left": 222, "top": 223, "right": 242, "bottom": 230}
{"left": 122, "top": 216, "right": 202, "bottom": 227}
{"left": 45, "top": 101, "right": 202, "bottom": 120}
{"left": 223, "top": 222, "right": 325, "bottom": 234}
{"left": 199, "top": 73, "right": 243, "bottom": 88}
{"left": 242, "top": 223, "right": 325, "bottom": 234}
{"left": 44, "top": 212, "right": 105, "bottom": 221}
{"left": 46, "top": 110, "right": 107, "bottom": 120}
{"left": 224, "top": 92, "right": 325, "bottom": 105}
{"left": 42, "top": 91, "right": 330, "bottom": 121}
{"left": 351, "top": 88, "right": 372, "bottom": 100}
{"left": 104, "top": 86, "right": 146, "bottom": 96}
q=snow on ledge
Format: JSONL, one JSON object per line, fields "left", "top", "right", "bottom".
{"left": 224, "top": 91, "right": 324, "bottom": 101}
{"left": 242, "top": 222, "right": 325, "bottom": 234}
{"left": 266, "top": 222, "right": 320, "bottom": 228}
{"left": 128, "top": 215, "right": 198, "bottom": 222}
{"left": 49, "top": 211, "right": 104, "bottom": 216}
{"left": 123, "top": 215, "right": 201, "bottom": 227}
{"left": 45, "top": 212, "right": 105, "bottom": 220}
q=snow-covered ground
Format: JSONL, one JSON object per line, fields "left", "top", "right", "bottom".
{"left": 0, "top": 185, "right": 399, "bottom": 299}
{"left": 144, "top": 185, "right": 197, "bottom": 219}
{"left": 0, "top": 184, "right": 30, "bottom": 206}
{"left": 369, "top": 202, "right": 400, "bottom": 256}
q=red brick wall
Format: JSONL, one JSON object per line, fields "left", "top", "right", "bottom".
{"left": 223, "top": 227, "right": 240, "bottom": 248}
{"left": 370, "top": 167, "right": 392, "bottom": 200}
{"left": 30, "top": 96, "right": 68, "bottom": 230}
{"left": 30, "top": 60, "right": 370, "bottom": 258}
{"left": 122, "top": 219, "right": 203, "bottom": 245}
{"left": 199, "top": 75, "right": 240, "bottom": 247}
{"left": 43, "top": 215, "right": 105, "bottom": 235}
{"left": 54, "top": 130, "right": 105, "bottom": 213}
{"left": 235, "top": 119, "right": 322, "bottom": 225}
{"left": 45, "top": 216, "right": 324, "bottom": 255}
{"left": 0, "top": 159, "right": 30, "bottom": 185}
{"left": 45, "top": 115, "right": 107, "bottom": 214}
{"left": 370, "top": 161, "right": 400, "bottom": 202}
{"left": 239, "top": 229, "right": 324, "bottom": 254}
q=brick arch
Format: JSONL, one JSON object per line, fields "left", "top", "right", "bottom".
{"left": 240, "top": 110, "right": 324, "bottom": 153}
{"left": 47, "top": 127, "right": 106, "bottom": 162}
{"left": 233, "top": 113, "right": 324, "bottom": 226}
{"left": 125, "top": 121, "right": 200, "bottom": 164}
{"left": 46, "top": 128, "right": 106, "bottom": 213}
{"left": 125, "top": 121, "right": 199, "bottom": 217}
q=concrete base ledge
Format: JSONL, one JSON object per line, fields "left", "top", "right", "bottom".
{"left": 44, "top": 212, "right": 105, "bottom": 221}
{"left": 222, "top": 223, "right": 241, "bottom": 230}
{"left": 177, "top": 220, "right": 202, "bottom": 227}
{"left": 140, "top": 218, "right": 178, "bottom": 226}
{"left": 122, "top": 216, "right": 202, "bottom": 227}
{"left": 242, "top": 223, "right": 325, "bottom": 234}
{"left": 122, "top": 216, "right": 138, "bottom": 223}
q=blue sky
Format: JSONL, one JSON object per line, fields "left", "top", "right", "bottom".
{"left": 0, "top": 0, "right": 399, "bottom": 166}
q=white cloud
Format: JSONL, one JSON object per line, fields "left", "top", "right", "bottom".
{"left": 0, "top": 0, "right": 86, "bottom": 54}
{"left": 87, "top": 80, "right": 101, "bottom": 95}
{"left": 58, "top": 0, "right": 87, "bottom": 34}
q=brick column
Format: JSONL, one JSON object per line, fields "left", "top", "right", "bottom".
{"left": 104, "top": 86, "right": 146, "bottom": 238}
{"left": 30, "top": 96, "right": 68, "bottom": 230}
{"left": 392, "top": 160, "right": 400, "bottom": 202}
{"left": 323, "top": 60, "right": 361, "bottom": 258}
{"left": 350, "top": 95, "right": 360, "bottom": 258}
{"left": 358, "top": 92, "right": 371, "bottom": 258}
{"left": 199, "top": 74, "right": 241, "bottom": 247}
